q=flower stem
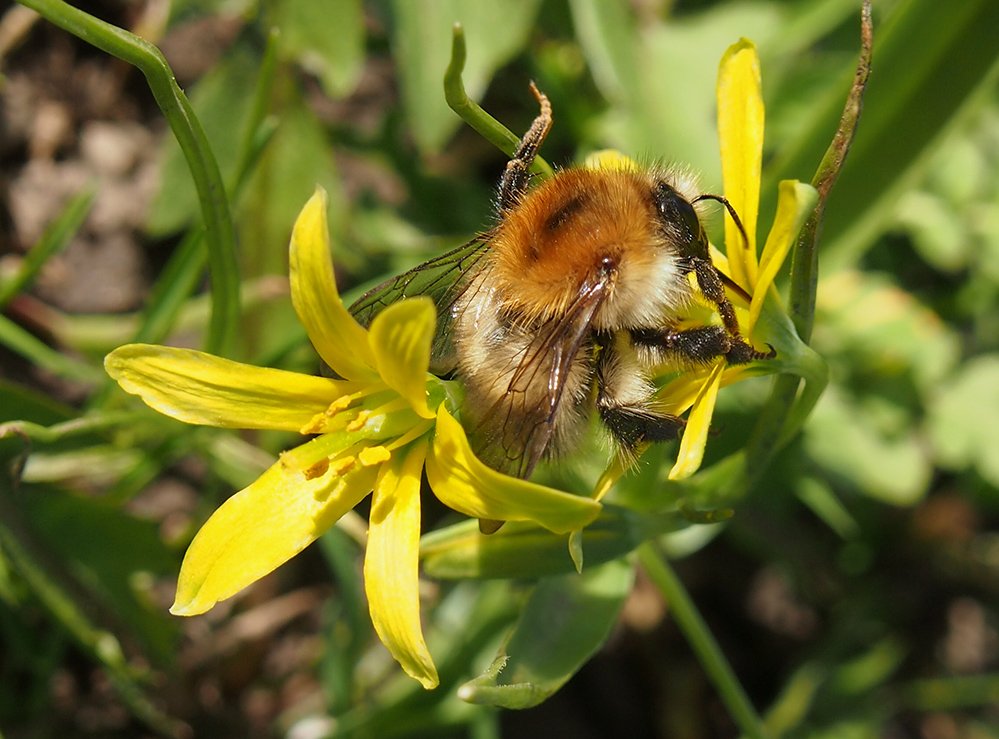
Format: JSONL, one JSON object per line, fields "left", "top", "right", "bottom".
{"left": 638, "top": 542, "right": 771, "bottom": 739}
{"left": 788, "top": 0, "right": 873, "bottom": 344}
{"left": 18, "top": 0, "right": 241, "bottom": 358}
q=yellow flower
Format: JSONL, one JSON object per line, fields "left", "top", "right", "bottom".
{"left": 592, "top": 39, "right": 817, "bottom": 495}
{"left": 105, "top": 189, "right": 600, "bottom": 689}
{"left": 668, "top": 39, "right": 817, "bottom": 480}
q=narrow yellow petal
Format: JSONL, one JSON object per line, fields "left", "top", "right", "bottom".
{"left": 170, "top": 438, "right": 377, "bottom": 615}
{"left": 426, "top": 407, "right": 601, "bottom": 533}
{"left": 368, "top": 298, "right": 436, "bottom": 418}
{"left": 364, "top": 442, "right": 439, "bottom": 689}
{"left": 655, "top": 369, "right": 714, "bottom": 416}
{"left": 289, "top": 188, "right": 375, "bottom": 381}
{"left": 105, "top": 344, "right": 352, "bottom": 431}
{"left": 717, "top": 39, "right": 764, "bottom": 289}
{"left": 748, "top": 180, "right": 818, "bottom": 332}
{"left": 669, "top": 362, "right": 724, "bottom": 480}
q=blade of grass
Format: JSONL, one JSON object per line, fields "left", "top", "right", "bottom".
{"left": 133, "top": 30, "right": 282, "bottom": 347}
{"left": 131, "top": 120, "right": 279, "bottom": 346}
{"left": 0, "top": 188, "right": 95, "bottom": 309}
{"left": 18, "top": 0, "right": 240, "bottom": 357}
{"left": 0, "top": 493, "right": 184, "bottom": 737}
{"left": 0, "top": 314, "right": 103, "bottom": 384}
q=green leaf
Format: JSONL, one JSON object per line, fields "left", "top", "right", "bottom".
{"left": 273, "top": 0, "right": 365, "bottom": 98}
{"left": 804, "top": 386, "right": 930, "bottom": 506}
{"left": 0, "top": 379, "right": 76, "bottom": 426}
{"left": 389, "top": 0, "right": 543, "bottom": 154}
{"left": 421, "top": 504, "right": 687, "bottom": 580}
{"left": 19, "top": 486, "right": 179, "bottom": 665}
{"left": 815, "top": 270, "right": 961, "bottom": 393}
{"left": 458, "top": 558, "right": 633, "bottom": 708}
{"left": 927, "top": 354, "right": 999, "bottom": 488}
{"left": 240, "top": 83, "right": 345, "bottom": 278}
{"left": 764, "top": 0, "right": 999, "bottom": 267}
{"left": 573, "top": 0, "right": 781, "bottom": 180}
{"left": 318, "top": 527, "right": 369, "bottom": 715}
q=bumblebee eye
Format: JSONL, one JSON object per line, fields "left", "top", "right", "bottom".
{"left": 653, "top": 181, "right": 702, "bottom": 242}
{"left": 653, "top": 181, "right": 710, "bottom": 261}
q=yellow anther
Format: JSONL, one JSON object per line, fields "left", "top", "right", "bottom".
{"left": 358, "top": 445, "right": 391, "bottom": 467}
{"left": 303, "top": 458, "right": 330, "bottom": 480}
{"left": 329, "top": 455, "right": 357, "bottom": 476}
{"left": 346, "top": 410, "right": 371, "bottom": 432}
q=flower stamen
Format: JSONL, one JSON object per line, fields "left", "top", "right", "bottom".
{"left": 303, "top": 457, "right": 331, "bottom": 480}
{"left": 358, "top": 445, "right": 392, "bottom": 467}
{"left": 329, "top": 455, "right": 357, "bottom": 476}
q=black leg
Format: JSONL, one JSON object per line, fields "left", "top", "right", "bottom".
{"left": 596, "top": 336, "right": 685, "bottom": 454}
{"left": 599, "top": 405, "right": 685, "bottom": 449}
{"left": 631, "top": 324, "right": 773, "bottom": 366}
{"left": 674, "top": 257, "right": 776, "bottom": 363}
{"left": 497, "top": 82, "right": 552, "bottom": 212}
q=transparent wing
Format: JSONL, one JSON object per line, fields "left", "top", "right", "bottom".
{"left": 349, "top": 234, "right": 493, "bottom": 370}
{"left": 474, "top": 274, "right": 613, "bottom": 479}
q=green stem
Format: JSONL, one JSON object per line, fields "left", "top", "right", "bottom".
{"left": 444, "top": 23, "right": 553, "bottom": 178}
{"left": 19, "top": 0, "right": 240, "bottom": 357}
{"left": 638, "top": 543, "right": 770, "bottom": 739}
{"left": 131, "top": 30, "right": 280, "bottom": 348}
{"left": 0, "top": 411, "right": 146, "bottom": 444}
{"left": 788, "top": 0, "right": 873, "bottom": 343}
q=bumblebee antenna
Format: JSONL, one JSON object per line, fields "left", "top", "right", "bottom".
{"left": 693, "top": 194, "right": 750, "bottom": 252}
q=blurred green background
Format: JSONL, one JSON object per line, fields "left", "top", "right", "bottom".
{"left": 1, "top": 0, "right": 998, "bottom": 736}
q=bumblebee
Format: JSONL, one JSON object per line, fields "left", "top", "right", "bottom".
{"left": 351, "top": 84, "right": 772, "bottom": 480}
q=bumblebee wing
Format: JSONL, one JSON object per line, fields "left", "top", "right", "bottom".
{"left": 349, "top": 234, "right": 493, "bottom": 371}
{"left": 481, "top": 273, "right": 613, "bottom": 479}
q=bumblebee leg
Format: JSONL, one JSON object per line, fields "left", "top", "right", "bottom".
{"left": 599, "top": 405, "right": 685, "bottom": 450}
{"left": 631, "top": 325, "right": 773, "bottom": 366}
{"left": 497, "top": 82, "right": 552, "bottom": 212}
{"left": 596, "top": 335, "right": 685, "bottom": 454}
{"left": 687, "top": 258, "right": 776, "bottom": 361}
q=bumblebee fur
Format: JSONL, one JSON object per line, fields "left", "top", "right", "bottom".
{"left": 350, "top": 83, "right": 773, "bottom": 482}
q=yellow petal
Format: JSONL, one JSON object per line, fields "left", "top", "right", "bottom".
{"left": 748, "top": 180, "right": 818, "bottom": 332}
{"left": 707, "top": 245, "right": 751, "bottom": 310}
{"left": 368, "top": 298, "right": 436, "bottom": 419}
{"left": 717, "top": 38, "right": 764, "bottom": 289}
{"left": 289, "top": 188, "right": 376, "bottom": 381}
{"left": 655, "top": 368, "right": 714, "bottom": 416}
{"left": 669, "top": 362, "right": 724, "bottom": 480}
{"left": 105, "top": 344, "right": 352, "bottom": 431}
{"left": 364, "top": 442, "right": 439, "bottom": 689}
{"left": 426, "top": 406, "right": 601, "bottom": 533}
{"left": 171, "top": 439, "right": 377, "bottom": 615}
{"left": 583, "top": 149, "right": 639, "bottom": 171}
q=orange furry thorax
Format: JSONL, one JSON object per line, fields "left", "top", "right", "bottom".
{"left": 487, "top": 168, "right": 666, "bottom": 321}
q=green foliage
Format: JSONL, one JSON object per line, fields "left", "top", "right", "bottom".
{"left": 460, "top": 558, "right": 633, "bottom": 708}
{"left": 4, "top": 0, "right": 998, "bottom": 736}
